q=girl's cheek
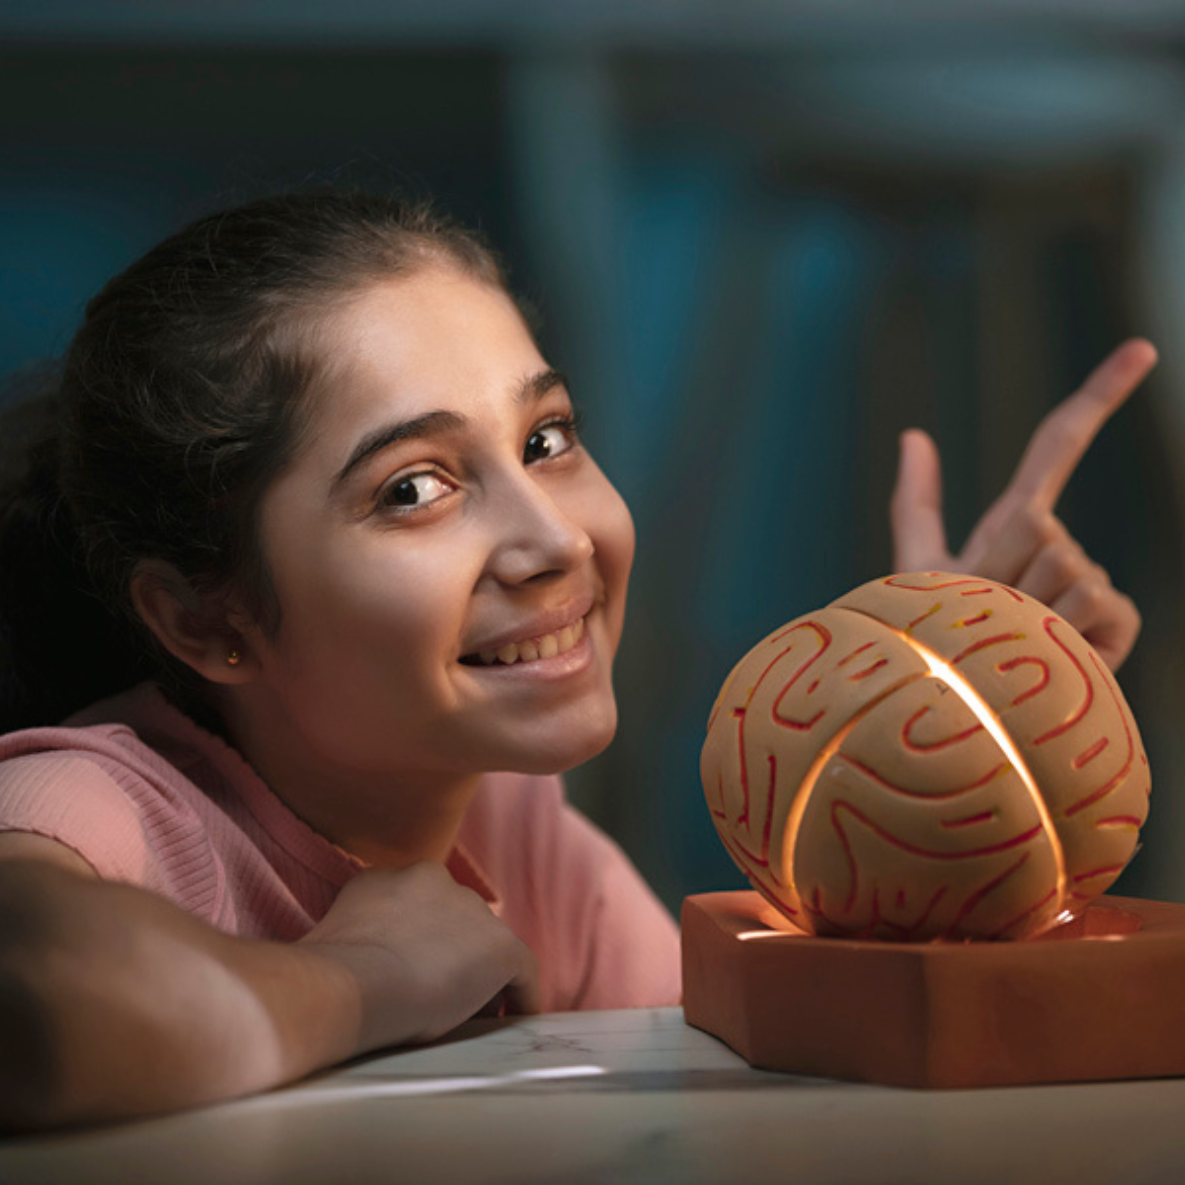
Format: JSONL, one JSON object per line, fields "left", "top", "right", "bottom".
{"left": 604, "top": 489, "right": 636, "bottom": 577}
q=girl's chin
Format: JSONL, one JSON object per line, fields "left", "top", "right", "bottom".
{"left": 510, "top": 717, "right": 618, "bottom": 777}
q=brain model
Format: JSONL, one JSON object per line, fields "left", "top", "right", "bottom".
{"left": 701, "top": 572, "right": 1150, "bottom": 942}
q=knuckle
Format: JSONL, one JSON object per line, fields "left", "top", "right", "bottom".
{"left": 1014, "top": 505, "right": 1056, "bottom": 543}
{"left": 1039, "top": 407, "right": 1089, "bottom": 455}
{"left": 1118, "top": 590, "right": 1142, "bottom": 628}
{"left": 1061, "top": 542, "right": 1090, "bottom": 580}
{"left": 1041, "top": 550, "right": 1073, "bottom": 586}
{"left": 1080, "top": 579, "right": 1111, "bottom": 614}
{"left": 1034, "top": 539, "right": 1082, "bottom": 586}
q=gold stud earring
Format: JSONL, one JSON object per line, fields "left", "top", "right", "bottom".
{"left": 227, "top": 649, "right": 242, "bottom": 667}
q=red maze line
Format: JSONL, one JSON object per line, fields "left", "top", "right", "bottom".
{"left": 731, "top": 713, "right": 751, "bottom": 826}
{"left": 906, "top": 603, "right": 943, "bottom": 631}
{"left": 719, "top": 621, "right": 832, "bottom": 864}
{"left": 1032, "top": 617, "right": 1094, "bottom": 745}
{"left": 1062, "top": 651, "right": 1138, "bottom": 819}
{"left": 750, "top": 872, "right": 800, "bottom": 917}
{"left": 838, "top": 641, "right": 874, "bottom": 667}
{"left": 803, "top": 839, "right": 1041, "bottom": 939}
{"left": 717, "top": 756, "right": 791, "bottom": 892}
{"left": 943, "top": 810, "right": 996, "bottom": 829}
{"left": 902, "top": 706, "right": 983, "bottom": 752}
{"left": 765, "top": 622, "right": 832, "bottom": 732}
{"left": 1073, "top": 863, "right": 1126, "bottom": 885}
{"left": 890, "top": 883, "right": 949, "bottom": 940}
{"left": 1073, "top": 736, "right": 1110, "bottom": 770}
{"left": 722, "top": 620, "right": 920, "bottom": 905}
{"left": 724, "top": 829, "right": 797, "bottom": 904}
{"left": 705, "top": 616, "right": 833, "bottom": 734}
{"left": 829, "top": 882, "right": 951, "bottom": 941}
{"left": 951, "top": 632, "right": 1025, "bottom": 665}
{"left": 847, "top": 658, "right": 889, "bottom": 682}
{"left": 719, "top": 620, "right": 913, "bottom": 902}
{"left": 831, "top": 800, "right": 1044, "bottom": 860}
{"left": 986, "top": 880, "right": 1056, "bottom": 940}
{"left": 884, "top": 574, "right": 1023, "bottom": 603}
{"left": 717, "top": 826, "right": 797, "bottom": 914}
{"left": 839, "top": 753, "right": 1009, "bottom": 801}
{"left": 710, "top": 753, "right": 786, "bottom": 900}
{"left": 735, "top": 748, "right": 772, "bottom": 860}
{"left": 941, "top": 852, "right": 1045, "bottom": 940}
{"left": 955, "top": 610, "right": 993, "bottom": 627}
{"left": 827, "top": 799, "right": 1044, "bottom": 913}
{"left": 997, "top": 655, "right": 1050, "bottom": 707}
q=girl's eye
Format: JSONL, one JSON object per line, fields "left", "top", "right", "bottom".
{"left": 524, "top": 417, "right": 578, "bottom": 464}
{"left": 379, "top": 470, "right": 454, "bottom": 512}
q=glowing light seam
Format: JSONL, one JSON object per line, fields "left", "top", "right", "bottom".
{"left": 833, "top": 606, "right": 1068, "bottom": 918}
{"left": 779, "top": 673, "right": 924, "bottom": 906}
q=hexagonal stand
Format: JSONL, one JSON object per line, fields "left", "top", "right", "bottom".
{"left": 681, "top": 890, "right": 1185, "bottom": 1088}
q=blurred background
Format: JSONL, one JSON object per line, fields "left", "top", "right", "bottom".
{"left": 2, "top": 0, "right": 1184, "bottom": 913}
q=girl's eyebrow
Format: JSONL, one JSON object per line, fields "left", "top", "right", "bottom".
{"left": 519, "top": 367, "right": 568, "bottom": 404}
{"left": 331, "top": 367, "right": 568, "bottom": 490}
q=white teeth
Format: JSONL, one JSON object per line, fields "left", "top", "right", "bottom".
{"left": 473, "top": 616, "right": 587, "bottom": 666}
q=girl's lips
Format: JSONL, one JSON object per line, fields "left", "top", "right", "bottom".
{"left": 463, "top": 616, "right": 586, "bottom": 667}
{"left": 459, "top": 616, "right": 595, "bottom": 678}
{"left": 459, "top": 597, "right": 595, "bottom": 666}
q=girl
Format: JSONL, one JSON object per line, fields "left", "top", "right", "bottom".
{"left": 0, "top": 189, "right": 1152, "bottom": 1130}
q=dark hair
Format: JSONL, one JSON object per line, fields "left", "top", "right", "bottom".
{"left": 0, "top": 189, "right": 510, "bottom": 732}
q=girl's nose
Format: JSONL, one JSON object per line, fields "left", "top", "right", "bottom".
{"left": 486, "top": 472, "right": 594, "bottom": 586}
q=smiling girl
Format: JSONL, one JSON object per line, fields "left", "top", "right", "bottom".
{"left": 0, "top": 189, "right": 1153, "bottom": 1130}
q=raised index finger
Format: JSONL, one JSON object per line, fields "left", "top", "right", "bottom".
{"left": 1000, "top": 338, "right": 1157, "bottom": 514}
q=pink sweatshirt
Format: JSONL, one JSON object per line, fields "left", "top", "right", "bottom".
{"left": 0, "top": 684, "right": 681, "bottom": 1012}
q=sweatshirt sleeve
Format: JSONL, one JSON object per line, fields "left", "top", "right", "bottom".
{"left": 0, "top": 751, "right": 161, "bottom": 883}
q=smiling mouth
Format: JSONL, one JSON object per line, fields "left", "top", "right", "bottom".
{"left": 460, "top": 617, "right": 587, "bottom": 667}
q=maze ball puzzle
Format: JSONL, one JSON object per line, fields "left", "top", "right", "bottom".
{"left": 701, "top": 572, "right": 1150, "bottom": 941}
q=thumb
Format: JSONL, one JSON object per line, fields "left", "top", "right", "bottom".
{"left": 890, "top": 429, "right": 951, "bottom": 572}
{"left": 482, "top": 947, "right": 541, "bottom": 1018}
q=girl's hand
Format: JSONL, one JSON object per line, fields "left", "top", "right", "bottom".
{"left": 0, "top": 850, "right": 538, "bottom": 1130}
{"left": 889, "top": 338, "right": 1157, "bottom": 671}
{"left": 298, "top": 862, "right": 540, "bottom": 1049}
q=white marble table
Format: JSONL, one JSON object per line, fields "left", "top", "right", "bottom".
{"left": 4, "top": 1006, "right": 1185, "bottom": 1184}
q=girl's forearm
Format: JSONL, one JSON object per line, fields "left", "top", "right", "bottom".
{"left": 0, "top": 861, "right": 359, "bottom": 1131}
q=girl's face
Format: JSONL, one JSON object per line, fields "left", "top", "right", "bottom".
{"left": 237, "top": 266, "right": 635, "bottom": 791}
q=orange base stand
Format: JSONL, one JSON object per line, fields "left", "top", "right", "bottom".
{"left": 681, "top": 890, "right": 1185, "bottom": 1089}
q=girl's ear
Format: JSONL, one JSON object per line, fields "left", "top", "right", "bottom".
{"left": 129, "top": 560, "right": 256, "bottom": 685}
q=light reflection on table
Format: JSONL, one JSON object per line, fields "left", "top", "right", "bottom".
{"left": 3, "top": 1007, "right": 1185, "bottom": 1184}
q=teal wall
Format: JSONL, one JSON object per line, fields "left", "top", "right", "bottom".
{"left": 3, "top": 18, "right": 1184, "bottom": 909}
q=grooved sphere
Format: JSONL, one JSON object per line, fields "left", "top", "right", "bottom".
{"left": 701, "top": 572, "right": 1150, "bottom": 941}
